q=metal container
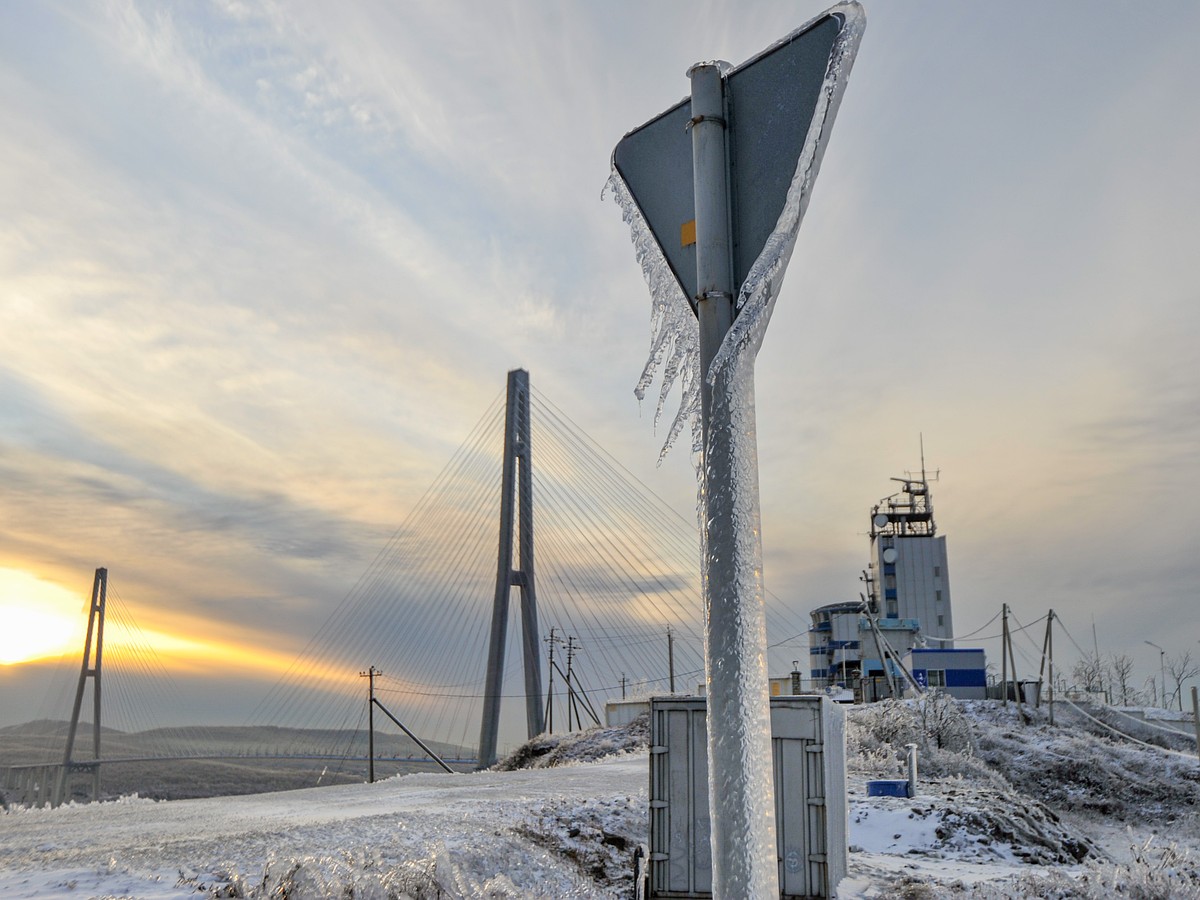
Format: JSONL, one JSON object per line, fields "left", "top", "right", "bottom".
{"left": 648, "top": 695, "right": 847, "bottom": 899}
{"left": 865, "top": 779, "right": 909, "bottom": 798}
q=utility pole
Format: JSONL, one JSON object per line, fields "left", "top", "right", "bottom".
{"left": 667, "top": 627, "right": 676, "bottom": 693}
{"left": 1047, "top": 611, "right": 1055, "bottom": 726}
{"left": 544, "top": 628, "right": 559, "bottom": 734}
{"left": 1192, "top": 686, "right": 1200, "bottom": 765}
{"left": 1001, "top": 604, "right": 1009, "bottom": 708}
{"left": 566, "top": 636, "right": 578, "bottom": 731}
{"left": 621, "top": 673, "right": 627, "bottom": 700}
{"left": 360, "top": 667, "right": 379, "bottom": 783}
{"left": 1037, "top": 611, "right": 1056, "bottom": 725}
{"left": 1004, "top": 605, "right": 1024, "bottom": 716}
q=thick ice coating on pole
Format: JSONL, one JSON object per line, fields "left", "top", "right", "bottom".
{"left": 702, "top": 346, "right": 779, "bottom": 897}
{"left": 708, "top": 2, "right": 865, "bottom": 382}
{"left": 605, "top": 171, "right": 701, "bottom": 463}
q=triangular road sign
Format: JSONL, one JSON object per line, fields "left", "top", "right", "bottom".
{"left": 612, "top": 5, "right": 862, "bottom": 314}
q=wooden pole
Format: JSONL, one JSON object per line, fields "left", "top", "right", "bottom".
{"left": 1001, "top": 604, "right": 1009, "bottom": 708}
{"left": 1048, "top": 611, "right": 1055, "bottom": 726}
{"left": 1191, "top": 686, "right": 1199, "bottom": 764}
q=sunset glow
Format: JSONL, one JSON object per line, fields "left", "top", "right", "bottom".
{"left": 0, "top": 568, "right": 85, "bottom": 665}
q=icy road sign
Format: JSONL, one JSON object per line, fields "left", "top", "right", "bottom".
{"left": 611, "top": 5, "right": 860, "bottom": 314}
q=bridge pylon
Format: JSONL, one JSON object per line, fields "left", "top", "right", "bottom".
{"left": 54, "top": 567, "right": 107, "bottom": 806}
{"left": 478, "top": 369, "right": 545, "bottom": 768}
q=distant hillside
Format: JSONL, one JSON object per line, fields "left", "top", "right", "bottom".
{"left": 0, "top": 719, "right": 470, "bottom": 759}
{"left": 0, "top": 719, "right": 475, "bottom": 803}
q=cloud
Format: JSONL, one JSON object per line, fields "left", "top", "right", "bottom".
{"left": 2, "top": 0, "right": 1199, "bottom": 737}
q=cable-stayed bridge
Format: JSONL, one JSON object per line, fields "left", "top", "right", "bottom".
{"left": 3, "top": 370, "right": 813, "bottom": 807}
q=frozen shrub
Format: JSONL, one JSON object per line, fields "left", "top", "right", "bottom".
{"left": 494, "top": 715, "right": 649, "bottom": 770}
{"left": 848, "top": 693, "right": 981, "bottom": 780}
{"left": 916, "top": 691, "right": 973, "bottom": 753}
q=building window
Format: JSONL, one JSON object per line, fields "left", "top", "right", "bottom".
{"left": 886, "top": 599, "right": 898, "bottom": 618}
{"left": 927, "top": 669, "right": 946, "bottom": 688}
{"left": 937, "top": 615, "right": 944, "bottom": 627}
{"left": 933, "top": 566, "right": 941, "bottom": 577}
{"left": 936, "top": 590, "right": 942, "bottom": 602}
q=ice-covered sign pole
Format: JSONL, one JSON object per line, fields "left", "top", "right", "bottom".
{"left": 609, "top": 5, "right": 864, "bottom": 896}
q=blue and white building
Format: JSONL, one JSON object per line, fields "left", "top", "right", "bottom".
{"left": 904, "top": 648, "right": 987, "bottom": 700}
{"left": 810, "top": 468, "right": 980, "bottom": 699}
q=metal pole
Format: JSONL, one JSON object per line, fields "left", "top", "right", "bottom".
{"left": 688, "top": 60, "right": 779, "bottom": 900}
{"left": 905, "top": 743, "right": 918, "bottom": 798}
{"left": 667, "top": 627, "right": 676, "bottom": 693}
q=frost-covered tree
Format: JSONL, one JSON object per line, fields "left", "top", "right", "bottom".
{"left": 916, "top": 690, "right": 972, "bottom": 752}
{"left": 1071, "top": 651, "right": 1108, "bottom": 697}
{"left": 1165, "top": 650, "right": 1200, "bottom": 711}
{"left": 1109, "top": 653, "right": 1135, "bottom": 706}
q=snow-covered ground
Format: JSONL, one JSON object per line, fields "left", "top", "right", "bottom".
{"left": 0, "top": 755, "right": 646, "bottom": 898}
{"left": 2, "top": 699, "right": 1198, "bottom": 898}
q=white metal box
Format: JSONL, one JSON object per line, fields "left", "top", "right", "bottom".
{"left": 648, "top": 695, "right": 847, "bottom": 899}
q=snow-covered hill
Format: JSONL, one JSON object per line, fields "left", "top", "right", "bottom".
{"left": 1, "top": 698, "right": 1197, "bottom": 898}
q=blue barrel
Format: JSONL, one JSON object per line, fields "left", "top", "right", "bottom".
{"left": 866, "top": 779, "right": 910, "bottom": 798}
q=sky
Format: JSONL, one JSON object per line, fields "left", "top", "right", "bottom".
{"left": 1, "top": 0, "right": 1198, "bottom": 730}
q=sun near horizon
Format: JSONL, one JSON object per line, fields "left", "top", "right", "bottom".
{"left": 0, "top": 564, "right": 361, "bottom": 715}
{"left": 0, "top": 567, "right": 87, "bottom": 666}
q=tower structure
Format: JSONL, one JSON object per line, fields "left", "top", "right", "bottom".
{"left": 478, "top": 369, "right": 545, "bottom": 768}
{"left": 867, "top": 467, "right": 953, "bottom": 648}
{"left": 54, "top": 567, "right": 107, "bottom": 806}
{"left": 810, "top": 456, "right": 954, "bottom": 698}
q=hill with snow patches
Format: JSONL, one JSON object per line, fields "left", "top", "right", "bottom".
{"left": 1, "top": 697, "right": 1198, "bottom": 898}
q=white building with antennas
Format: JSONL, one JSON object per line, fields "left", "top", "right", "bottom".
{"left": 867, "top": 468, "right": 953, "bottom": 648}
{"left": 810, "top": 457, "right": 962, "bottom": 701}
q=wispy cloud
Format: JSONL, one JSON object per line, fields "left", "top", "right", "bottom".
{"left": 2, "top": 0, "right": 1198, "bottom": 730}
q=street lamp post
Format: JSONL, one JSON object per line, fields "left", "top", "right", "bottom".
{"left": 1145, "top": 641, "right": 1166, "bottom": 710}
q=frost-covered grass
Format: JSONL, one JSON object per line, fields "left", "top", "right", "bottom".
{"left": 966, "top": 700, "right": 1200, "bottom": 822}
{"left": 842, "top": 694, "right": 1200, "bottom": 898}
{"left": 492, "top": 713, "right": 649, "bottom": 771}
